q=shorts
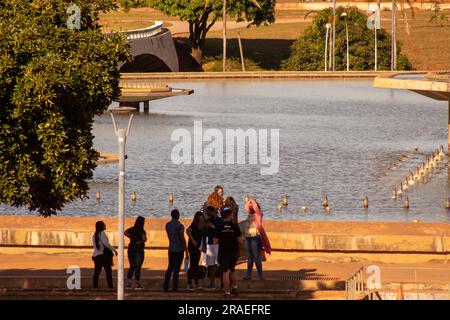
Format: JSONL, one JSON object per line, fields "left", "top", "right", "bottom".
{"left": 206, "top": 244, "right": 219, "bottom": 266}
{"left": 218, "top": 253, "right": 238, "bottom": 273}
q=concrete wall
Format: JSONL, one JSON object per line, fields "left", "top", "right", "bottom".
{"left": 0, "top": 216, "right": 448, "bottom": 255}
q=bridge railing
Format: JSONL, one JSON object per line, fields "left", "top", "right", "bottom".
{"left": 118, "top": 21, "right": 164, "bottom": 40}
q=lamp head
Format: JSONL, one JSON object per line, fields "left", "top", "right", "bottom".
{"left": 341, "top": 12, "right": 347, "bottom": 17}
{"left": 108, "top": 106, "right": 137, "bottom": 115}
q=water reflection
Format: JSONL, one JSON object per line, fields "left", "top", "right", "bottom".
{"left": 1, "top": 79, "right": 450, "bottom": 222}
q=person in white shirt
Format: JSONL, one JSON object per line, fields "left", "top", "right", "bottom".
{"left": 92, "top": 221, "right": 117, "bottom": 288}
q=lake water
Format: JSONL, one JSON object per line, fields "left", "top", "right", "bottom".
{"left": 2, "top": 79, "right": 450, "bottom": 222}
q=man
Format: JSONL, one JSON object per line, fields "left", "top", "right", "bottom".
{"left": 205, "top": 206, "right": 223, "bottom": 290}
{"left": 214, "top": 207, "right": 243, "bottom": 296}
{"left": 163, "top": 209, "right": 188, "bottom": 292}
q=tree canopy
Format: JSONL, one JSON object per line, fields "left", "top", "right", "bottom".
{"left": 125, "top": 0, "right": 276, "bottom": 64}
{"left": 282, "top": 7, "right": 412, "bottom": 71}
{"left": 0, "top": 0, "right": 131, "bottom": 216}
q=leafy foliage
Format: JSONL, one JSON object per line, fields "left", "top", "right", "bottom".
{"left": 281, "top": 7, "right": 413, "bottom": 71}
{"left": 144, "top": 0, "right": 276, "bottom": 63}
{"left": 0, "top": 0, "right": 131, "bottom": 216}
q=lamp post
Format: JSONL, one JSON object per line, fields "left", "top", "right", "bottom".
{"left": 341, "top": 12, "right": 349, "bottom": 72}
{"left": 109, "top": 106, "right": 136, "bottom": 300}
{"left": 332, "top": 0, "right": 337, "bottom": 71}
{"left": 369, "top": 9, "right": 379, "bottom": 71}
{"left": 325, "top": 23, "right": 331, "bottom": 71}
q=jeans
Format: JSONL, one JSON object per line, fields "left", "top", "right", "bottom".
{"left": 163, "top": 251, "right": 184, "bottom": 291}
{"left": 187, "top": 246, "right": 201, "bottom": 285}
{"left": 92, "top": 255, "right": 113, "bottom": 288}
{"left": 245, "top": 236, "right": 263, "bottom": 277}
{"left": 127, "top": 250, "right": 144, "bottom": 281}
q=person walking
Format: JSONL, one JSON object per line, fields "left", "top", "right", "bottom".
{"left": 243, "top": 199, "right": 271, "bottom": 281}
{"left": 205, "top": 206, "right": 223, "bottom": 290}
{"left": 125, "top": 216, "right": 147, "bottom": 290}
{"left": 92, "top": 221, "right": 117, "bottom": 289}
{"left": 163, "top": 209, "right": 188, "bottom": 292}
{"left": 186, "top": 211, "right": 207, "bottom": 290}
{"left": 214, "top": 208, "right": 243, "bottom": 296}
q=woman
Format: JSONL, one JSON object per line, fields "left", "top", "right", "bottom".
{"left": 92, "top": 221, "right": 117, "bottom": 289}
{"left": 225, "top": 196, "right": 239, "bottom": 224}
{"left": 243, "top": 199, "right": 271, "bottom": 280}
{"left": 206, "top": 185, "right": 225, "bottom": 210}
{"left": 186, "top": 211, "right": 207, "bottom": 290}
{"left": 125, "top": 216, "right": 147, "bottom": 289}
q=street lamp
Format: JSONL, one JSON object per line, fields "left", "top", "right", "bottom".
{"left": 369, "top": 9, "right": 378, "bottom": 71}
{"left": 325, "top": 23, "right": 331, "bottom": 71}
{"left": 332, "top": 0, "right": 336, "bottom": 71}
{"left": 109, "top": 105, "right": 136, "bottom": 300}
{"left": 341, "top": 12, "right": 349, "bottom": 72}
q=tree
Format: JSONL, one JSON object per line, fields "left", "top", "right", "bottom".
{"left": 281, "top": 7, "right": 412, "bottom": 71}
{"left": 146, "top": 0, "right": 276, "bottom": 64}
{"left": 0, "top": 0, "right": 131, "bottom": 216}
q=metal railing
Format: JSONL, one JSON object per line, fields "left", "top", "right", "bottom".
{"left": 345, "top": 266, "right": 365, "bottom": 300}
{"left": 118, "top": 21, "right": 164, "bottom": 40}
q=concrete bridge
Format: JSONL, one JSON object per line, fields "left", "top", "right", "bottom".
{"left": 117, "top": 21, "right": 179, "bottom": 73}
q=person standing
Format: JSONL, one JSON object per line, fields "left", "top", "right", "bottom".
{"left": 186, "top": 211, "right": 207, "bottom": 290}
{"left": 205, "top": 206, "right": 223, "bottom": 290}
{"left": 214, "top": 208, "right": 243, "bottom": 296}
{"left": 164, "top": 209, "right": 188, "bottom": 292}
{"left": 224, "top": 196, "right": 239, "bottom": 224}
{"left": 92, "top": 221, "right": 117, "bottom": 289}
{"left": 125, "top": 216, "right": 147, "bottom": 290}
{"left": 243, "top": 199, "right": 271, "bottom": 281}
{"left": 206, "top": 185, "right": 225, "bottom": 210}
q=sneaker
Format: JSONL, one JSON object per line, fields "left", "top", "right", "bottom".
{"left": 135, "top": 283, "right": 144, "bottom": 290}
{"left": 126, "top": 279, "right": 132, "bottom": 288}
{"left": 231, "top": 286, "right": 238, "bottom": 294}
{"left": 187, "top": 284, "right": 195, "bottom": 291}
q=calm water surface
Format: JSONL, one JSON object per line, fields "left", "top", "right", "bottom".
{"left": 2, "top": 79, "right": 450, "bottom": 222}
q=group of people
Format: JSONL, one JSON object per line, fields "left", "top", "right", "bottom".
{"left": 91, "top": 185, "right": 271, "bottom": 296}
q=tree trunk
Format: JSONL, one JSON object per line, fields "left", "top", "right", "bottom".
{"left": 191, "top": 45, "right": 203, "bottom": 66}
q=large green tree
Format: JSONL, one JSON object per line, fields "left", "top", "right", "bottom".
{"left": 0, "top": 0, "right": 131, "bottom": 216}
{"left": 145, "top": 0, "right": 276, "bottom": 64}
{"left": 282, "top": 7, "right": 412, "bottom": 71}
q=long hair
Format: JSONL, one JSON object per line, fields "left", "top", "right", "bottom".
{"left": 225, "top": 196, "right": 238, "bottom": 223}
{"left": 207, "top": 185, "right": 224, "bottom": 209}
{"left": 94, "top": 221, "right": 106, "bottom": 250}
{"left": 134, "top": 216, "right": 145, "bottom": 232}
{"left": 190, "top": 211, "right": 206, "bottom": 233}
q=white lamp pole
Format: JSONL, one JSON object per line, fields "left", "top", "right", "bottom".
{"left": 341, "top": 12, "right": 349, "bottom": 72}
{"left": 332, "top": 0, "right": 337, "bottom": 71}
{"left": 325, "top": 23, "right": 331, "bottom": 71}
{"left": 109, "top": 106, "right": 136, "bottom": 300}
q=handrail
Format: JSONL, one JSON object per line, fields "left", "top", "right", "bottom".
{"left": 345, "top": 266, "right": 365, "bottom": 300}
{"left": 115, "top": 21, "right": 164, "bottom": 40}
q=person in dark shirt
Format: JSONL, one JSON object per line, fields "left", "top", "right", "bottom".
{"left": 124, "top": 216, "right": 146, "bottom": 289}
{"left": 163, "top": 209, "right": 188, "bottom": 292}
{"left": 205, "top": 206, "right": 223, "bottom": 290}
{"left": 186, "top": 211, "right": 207, "bottom": 289}
{"left": 214, "top": 207, "right": 243, "bottom": 296}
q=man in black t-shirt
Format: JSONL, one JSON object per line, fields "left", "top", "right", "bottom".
{"left": 214, "top": 207, "right": 243, "bottom": 296}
